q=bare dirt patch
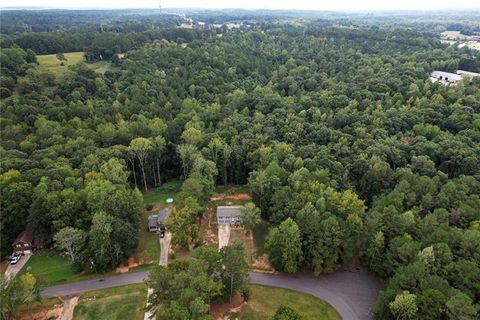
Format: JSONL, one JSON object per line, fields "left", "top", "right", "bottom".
{"left": 210, "top": 292, "right": 245, "bottom": 320}
{"left": 201, "top": 205, "right": 219, "bottom": 246}
{"left": 19, "top": 307, "right": 63, "bottom": 320}
{"left": 210, "top": 193, "right": 251, "bottom": 201}
{"left": 251, "top": 254, "right": 275, "bottom": 273}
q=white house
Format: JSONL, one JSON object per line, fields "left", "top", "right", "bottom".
{"left": 430, "top": 70, "right": 480, "bottom": 86}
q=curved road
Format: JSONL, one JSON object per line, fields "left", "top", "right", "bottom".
{"left": 42, "top": 265, "right": 380, "bottom": 320}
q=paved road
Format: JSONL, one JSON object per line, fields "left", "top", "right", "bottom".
{"left": 42, "top": 266, "right": 380, "bottom": 320}
{"left": 41, "top": 272, "right": 149, "bottom": 298}
{"left": 250, "top": 266, "right": 381, "bottom": 320}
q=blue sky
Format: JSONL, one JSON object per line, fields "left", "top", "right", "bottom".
{"left": 1, "top": 0, "right": 479, "bottom": 10}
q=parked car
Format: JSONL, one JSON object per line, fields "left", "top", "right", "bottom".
{"left": 160, "top": 231, "right": 165, "bottom": 239}
{"left": 10, "top": 253, "right": 21, "bottom": 265}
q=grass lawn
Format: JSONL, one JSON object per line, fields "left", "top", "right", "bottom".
{"left": 143, "top": 180, "right": 181, "bottom": 206}
{"left": 20, "top": 251, "right": 153, "bottom": 286}
{"left": 236, "top": 285, "right": 341, "bottom": 320}
{"left": 19, "top": 251, "right": 89, "bottom": 285}
{"left": 252, "top": 221, "right": 269, "bottom": 256}
{"left": 74, "top": 284, "right": 147, "bottom": 320}
{"left": 18, "top": 297, "right": 62, "bottom": 315}
{"left": 136, "top": 210, "right": 161, "bottom": 263}
{"left": 36, "top": 52, "right": 114, "bottom": 80}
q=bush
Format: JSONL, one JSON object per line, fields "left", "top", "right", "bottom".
{"left": 241, "top": 286, "right": 250, "bottom": 302}
{"left": 145, "top": 204, "right": 154, "bottom": 211}
{"left": 272, "top": 306, "right": 303, "bottom": 320}
{"left": 70, "top": 261, "right": 83, "bottom": 274}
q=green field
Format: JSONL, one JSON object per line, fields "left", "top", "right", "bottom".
{"left": 20, "top": 251, "right": 152, "bottom": 286}
{"left": 36, "top": 52, "right": 113, "bottom": 79}
{"left": 252, "top": 221, "right": 269, "bottom": 256}
{"left": 142, "top": 180, "right": 181, "bottom": 206}
{"left": 19, "top": 251, "right": 90, "bottom": 285}
{"left": 73, "top": 284, "right": 147, "bottom": 320}
{"left": 236, "top": 285, "right": 341, "bottom": 320}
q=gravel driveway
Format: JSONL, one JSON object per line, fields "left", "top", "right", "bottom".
{"left": 218, "top": 224, "right": 230, "bottom": 250}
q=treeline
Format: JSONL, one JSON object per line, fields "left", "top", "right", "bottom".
{"left": 0, "top": 9, "right": 182, "bottom": 34}
{"left": 0, "top": 28, "right": 215, "bottom": 59}
{"left": 1, "top": 19, "right": 479, "bottom": 319}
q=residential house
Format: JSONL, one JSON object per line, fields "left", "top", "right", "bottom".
{"left": 12, "top": 230, "right": 43, "bottom": 254}
{"left": 148, "top": 207, "right": 171, "bottom": 232}
{"left": 216, "top": 206, "right": 243, "bottom": 225}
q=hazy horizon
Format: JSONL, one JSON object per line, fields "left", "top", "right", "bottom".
{"left": 1, "top": 0, "right": 480, "bottom": 11}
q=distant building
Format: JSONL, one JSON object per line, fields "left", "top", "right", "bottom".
{"left": 456, "top": 70, "right": 480, "bottom": 78}
{"left": 148, "top": 207, "right": 170, "bottom": 232}
{"left": 430, "top": 70, "right": 480, "bottom": 85}
{"left": 430, "top": 71, "right": 462, "bottom": 85}
{"left": 217, "top": 206, "right": 242, "bottom": 225}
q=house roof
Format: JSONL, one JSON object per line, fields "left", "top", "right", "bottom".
{"left": 216, "top": 206, "right": 242, "bottom": 217}
{"left": 13, "top": 230, "right": 34, "bottom": 245}
{"left": 148, "top": 215, "right": 158, "bottom": 228}
{"left": 431, "top": 71, "right": 462, "bottom": 81}
{"left": 157, "top": 207, "right": 170, "bottom": 223}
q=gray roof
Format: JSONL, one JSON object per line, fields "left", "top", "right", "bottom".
{"left": 158, "top": 207, "right": 170, "bottom": 223}
{"left": 148, "top": 215, "right": 158, "bottom": 228}
{"left": 216, "top": 206, "right": 242, "bottom": 217}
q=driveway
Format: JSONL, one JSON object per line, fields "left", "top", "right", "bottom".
{"left": 59, "top": 295, "right": 79, "bottom": 320}
{"left": 41, "top": 266, "right": 381, "bottom": 320}
{"left": 218, "top": 224, "right": 230, "bottom": 250}
{"left": 4, "top": 253, "right": 31, "bottom": 280}
{"left": 159, "top": 232, "right": 171, "bottom": 266}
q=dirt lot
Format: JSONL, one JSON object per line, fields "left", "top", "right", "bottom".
{"left": 210, "top": 292, "right": 245, "bottom": 320}
{"left": 210, "top": 193, "right": 251, "bottom": 201}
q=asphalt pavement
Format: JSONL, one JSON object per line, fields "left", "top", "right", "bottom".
{"left": 41, "top": 265, "right": 380, "bottom": 320}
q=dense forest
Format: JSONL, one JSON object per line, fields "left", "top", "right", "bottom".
{"left": 1, "top": 9, "right": 480, "bottom": 320}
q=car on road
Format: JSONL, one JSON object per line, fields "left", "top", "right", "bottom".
{"left": 9, "top": 253, "right": 21, "bottom": 265}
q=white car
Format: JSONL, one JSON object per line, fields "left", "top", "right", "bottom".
{"left": 10, "top": 253, "right": 21, "bottom": 265}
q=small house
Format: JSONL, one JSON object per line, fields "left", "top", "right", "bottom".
{"left": 12, "top": 230, "right": 34, "bottom": 254}
{"left": 148, "top": 207, "right": 170, "bottom": 232}
{"left": 217, "top": 206, "right": 242, "bottom": 225}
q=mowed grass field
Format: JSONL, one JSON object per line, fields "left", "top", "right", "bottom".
{"left": 73, "top": 284, "right": 147, "bottom": 320}
{"left": 237, "top": 285, "right": 341, "bottom": 320}
{"left": 19, "top": 251, "right": 88, "bottom": 285}
{"left": 36, "top": 52, "right": 113, "bottom": 79}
